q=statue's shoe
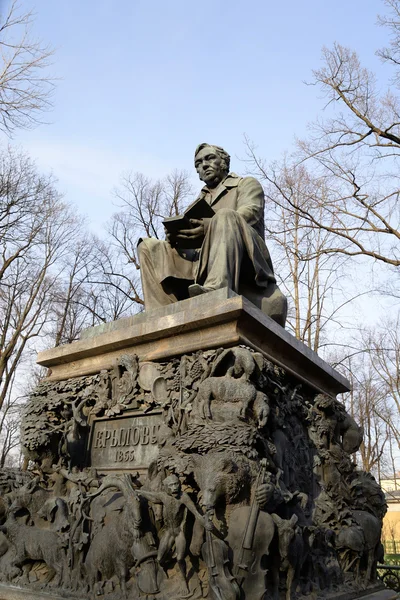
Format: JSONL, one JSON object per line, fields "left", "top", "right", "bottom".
{"left": 188, "top": 283, "right": 214, "bottom": 297}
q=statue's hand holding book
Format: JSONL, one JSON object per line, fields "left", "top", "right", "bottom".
{"left": 163, "top": 197, "right": 215, "bottom": 248}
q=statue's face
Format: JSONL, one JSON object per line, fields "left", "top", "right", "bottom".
{"left": 194, "top": 146, "right": 226, "bottom": 188}
{"left": 166, "top": 478, "right": 181, "bottom": 497}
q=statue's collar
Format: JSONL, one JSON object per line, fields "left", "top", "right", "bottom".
{"left": 201, "top": 172, "right": 240, "bottom": 194}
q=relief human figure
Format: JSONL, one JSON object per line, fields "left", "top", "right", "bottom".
{"left": 135, "top": 474, "right": 212, "bottom": 597}
{"left": 138, "top": 143, "right": 287, "bottom": 325}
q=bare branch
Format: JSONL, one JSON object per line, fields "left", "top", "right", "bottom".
{"left": 0, "top": 0, "right": 56, "bottom": 135}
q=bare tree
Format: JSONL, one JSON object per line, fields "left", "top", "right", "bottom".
{"left": 338, "top": 354, "right": 390, "bottom": 476}
{"left": 377, "top": 0, "right": 400, "bottom": 84}
{"left": 330, "top": 315, "right": 400, "bottom": 476}
{"left": 244, "top": 143, "right": 365, "bottom": 353}
{"left": 0, "top": 0, "right": 55, "bottom": 135}
{"left": 51, "top": 235, "right": 99, "bottom": 346}
{"left": 0, "top": 146, "right": 79, "bottom": 412}
{"left": 0, "top": 380, "right": 23, "bottom": 467}
{"left": 364, "top": 317, "right": 400, "bottom": 452}
{"left": 113, "top": 169, "right": 193, "bottom": 244}
{"left": 42, "top": 229, "right": 140, "bottom": 346}
{"left": 79, "top": 237, "right": 141, "bottom": 323}
{"left": 247, "top": 2, "right": 400, "bottom": 269}
{"left": 296, "top": 37, "right": 400, "bottom": 265}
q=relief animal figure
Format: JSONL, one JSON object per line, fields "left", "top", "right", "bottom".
{"left": 60, "top": 399, "right": 89, "bottom": 468}
{"left": 4, "top": 476, "right": 42, "bottom": 511}
{"left": 334, "top": 509, "right": 382, "bottom": 584}
{"left": 271, "top": 428, "right": 297, "bottom": 489}
{"left": 334, "top": 524, "right": 365, "bottom": 580}
{"left": 350, "top": 471, "right": 387, "bottom": 520}
{"left": 193, "top": 377, "right": 269, "bottom": 427}
{"left": 4, "top": 474, "right": 69, "bottom": 531}
{"left": 193, "top": 377, "right": 256, "bottom": 422}
{"left": 191, "top": 451, "right": 251, "bottom": 514}
{"left": 252, "top": 391, "right": 270, "bottom": 428}
{"left": 25, "top": 398, "right": 90, "bottom": 471}
{"left": 0, "top": 505, "right": 66, "bottom": 587}
{"left": 210, "top": 347, "right": 264, "bottom": 381}
{"left": 351, "top": 510, "right": 382, "bottom": 582}
{"left": 313, "top": 395, "right": 363, "bottom": 455}
{"left": 306, "top": 527, "right": 336, "bottom": 591}
{"left": 272, "top": 513, "right": 306, "bottom": 600}
{"left": 338, "top": 413, "right": 364, "bottom": 455}
{"left": 84, "top": 474, "right": 159, "bottom": 599}
{"left": 0, "top": 470, "right": 35, "bottom": 516}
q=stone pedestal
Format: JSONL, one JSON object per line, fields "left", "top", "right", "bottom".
{"left": 0, "top": 291, "right": 388, "bottom": 600}
{"left": 0, "top": 573, "right": 395, "bottom": 600}
{"left": 38, "top": 288, "right": 350, "bottom": 396}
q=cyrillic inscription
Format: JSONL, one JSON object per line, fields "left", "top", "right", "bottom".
{"left": 89, "top": 412, "right": 161, "bottom": 470}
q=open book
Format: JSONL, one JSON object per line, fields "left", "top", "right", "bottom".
{"left": 163, "top": 197, "right": 215, "bottom": 248}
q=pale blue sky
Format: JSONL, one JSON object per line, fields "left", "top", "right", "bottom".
{"left": 8, "top": 0, "right": 392, "bottom": 231}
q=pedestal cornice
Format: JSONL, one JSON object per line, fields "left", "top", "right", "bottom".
{"left": 37, "top": 288, "right": 350, "bottom": 396}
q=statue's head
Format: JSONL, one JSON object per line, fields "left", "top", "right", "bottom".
{"left": 194, "top": 143, "right": 230, "bottom": 188}
{"left": 163, "top": 474, "right": 181, "bottom": 497}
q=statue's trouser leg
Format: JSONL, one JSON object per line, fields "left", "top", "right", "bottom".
{"left": 198, "top": 208, "right": 244, "bottom": 292}
{"left": 138, "top": 239, "right": 179, "bottom": 308}
{"left": 138, "top": 238, "right": 195, "bottom": 309}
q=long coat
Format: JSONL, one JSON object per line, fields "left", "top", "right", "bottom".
{"left": 145, "top": 172, "right": 276, "bottom": 289}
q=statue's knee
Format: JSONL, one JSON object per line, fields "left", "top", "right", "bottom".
{"left": 208, "top": 209, "right": 240, "bottom": 237}
{"left": 138, "top": 237, "right": 163, "bottom": 258}
{"left": 138, "top": 237, "right": 155, "bottom": 250}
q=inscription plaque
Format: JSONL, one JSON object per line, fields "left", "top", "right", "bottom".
{"left": 89, "top": 411, "right": 162, "bottom": 471}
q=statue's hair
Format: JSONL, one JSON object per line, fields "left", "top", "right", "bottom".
{"left": 194, "top": 143, "right": 230, "bottom": 173}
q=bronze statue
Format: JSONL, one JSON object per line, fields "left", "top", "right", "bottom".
{"left": 138, "top": 143, "right": 287, "bottom": 326}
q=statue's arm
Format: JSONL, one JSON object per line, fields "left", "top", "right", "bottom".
{"left": 136, "top": 489, "right": 164, "bottom": 504}
{"left": 182, "top": 493, "right": 211, "bottom": 528}
{"left": 235, "top": 177, "right": 265, "bottom": 227}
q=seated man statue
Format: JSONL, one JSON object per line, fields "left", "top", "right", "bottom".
{"left": 138, "top": 143, "right": 287, "bottom": 326}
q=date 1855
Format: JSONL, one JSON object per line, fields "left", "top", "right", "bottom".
{"left": 115, "top": 449, "right": 135, "bottom": 462}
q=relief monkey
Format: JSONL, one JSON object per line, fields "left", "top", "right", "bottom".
{"left": 135, "top": 474, "right": 211, "bottom": 597}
